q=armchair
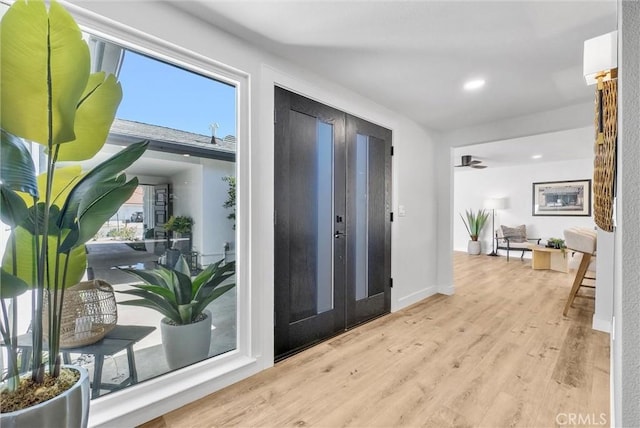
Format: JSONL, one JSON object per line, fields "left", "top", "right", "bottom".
{"left": 495, "top": 224, "right": 541, "bottom": 261}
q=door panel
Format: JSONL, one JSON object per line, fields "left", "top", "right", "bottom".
{"left": 152, "top": 184, "right": 172, "bottom": 256}
{"left": 274, "top": 87, "right": 391, "bottom": 360}
{"left": 346, "top": 117, "right": 392, "bottom": 328}
{"left": 274, "top": 87, "right": 346, "bottom": 359}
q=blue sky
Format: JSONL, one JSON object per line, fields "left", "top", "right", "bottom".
{"left": 116, "top": 51, "right": 236, "bottom": 138}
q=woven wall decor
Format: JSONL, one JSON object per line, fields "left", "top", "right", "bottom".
{"left": 45, "top": 279, "right": 118, "bottom": 348}
{"left": 593, "top": 79, "right": 617, "bottom": 232}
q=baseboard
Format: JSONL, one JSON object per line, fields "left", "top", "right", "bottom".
{"left": 437, "top": 284, "right": 455, "bottom": 296}
{"left": 394, "top": 286, "right": 437, "bottom": 311}
{"left": 592, "top": 314, "right": 612, "bottom": 333}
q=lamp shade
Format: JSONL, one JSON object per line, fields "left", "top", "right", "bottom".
{"left": 484, "top": 197, "right": 506, "bottom": 210}
{"left": 584, "top": 31, "right": 618, "bottom": 85}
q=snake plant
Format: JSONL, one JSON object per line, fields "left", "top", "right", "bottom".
{"left": 460, "top": 209, "right": 490, "bottom": 241}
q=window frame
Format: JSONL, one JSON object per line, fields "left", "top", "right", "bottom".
{"left": 54, "top": 4, "right": 255, "bottom": 426}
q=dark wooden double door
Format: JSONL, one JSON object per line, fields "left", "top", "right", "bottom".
{"left": 274, "top": 87, "right": 392, "bottom": 360}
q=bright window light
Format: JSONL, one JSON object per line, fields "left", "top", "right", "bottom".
{"left": 463, "top": 79, "right": 486, "bottom": 91}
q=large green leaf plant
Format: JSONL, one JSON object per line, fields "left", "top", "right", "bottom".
{"left": 0, "top": 0, "right": 147, "bottom": 391}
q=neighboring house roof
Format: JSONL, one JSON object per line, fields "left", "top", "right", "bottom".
{"left": 125, "top": 186, "right": 144, "bottom": 205}
{"left": 110, "top": 118, "right": 236, "bottom": 158}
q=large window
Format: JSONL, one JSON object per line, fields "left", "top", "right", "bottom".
{"left": 1, "top": 32, "right": 239, "bottom": 398}
{"left": 78, "top": 38, "right": 239, "bottom": 397}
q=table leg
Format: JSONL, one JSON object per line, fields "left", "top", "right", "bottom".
{"left": 92, "top": 354, "right": 105, "bottom": 399}
{"left": 126, "top": 344, "right": 138, "bottom": 383}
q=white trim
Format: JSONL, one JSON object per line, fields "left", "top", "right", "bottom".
{"left": 437, "top": 284, "right": 456, "bottom": 295}
{"left": 395, "top": 286, "right": 438, "bottom": 310}
{"left": 592, "top": 314, "right": 612, "bottom": 333}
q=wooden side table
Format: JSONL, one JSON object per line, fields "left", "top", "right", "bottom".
{"left": 530, "top": 245, "right": 569, "bottom": 273}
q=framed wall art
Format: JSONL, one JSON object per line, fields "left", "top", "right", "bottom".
{"left": 532, "top": 179, "right": 592, "bottom": 216}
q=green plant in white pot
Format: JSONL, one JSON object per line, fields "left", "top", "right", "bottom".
{"left": 117, "top": 256, "right": 235, "bottom": 370}
{"left": 460, "top": 209, "right": 490, "bottom": 255}
{"left": 164, "top": 215, "right": 194, "bottom": 263}
{"left": 0, "top": 0, "right": 146, "bottom": 424}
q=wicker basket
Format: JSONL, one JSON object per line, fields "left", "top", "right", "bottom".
{"left": 593, "top": 79, "right": 617, "bottom": 232}
{"left": 45, "top": 280, "right": 118, "bottom": 349}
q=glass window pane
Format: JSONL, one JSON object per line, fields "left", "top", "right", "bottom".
{"left": 355, "top": 134, "right": 369, "bottom": 301}
{"left": 316, "top": 121, "right": 334, "bottom": 314}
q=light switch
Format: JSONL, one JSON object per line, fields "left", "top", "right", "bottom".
{"left": 398, "top": 205, "right": 406, "bottom": 217}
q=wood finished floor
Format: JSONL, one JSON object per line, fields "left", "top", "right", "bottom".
{"left": 141, "top": 252, "right": 610, "bottom": 428}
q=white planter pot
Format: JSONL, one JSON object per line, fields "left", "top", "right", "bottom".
{"left": 161, "top": 310, "right": 212, "bottom": 370}
{"left": 0, "top": 365, "right": 90, "bottom": 428}
{"left": 467, "top": 240, "right": 481, "bottom": 255}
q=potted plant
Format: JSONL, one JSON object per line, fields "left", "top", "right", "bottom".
{"left": 0, "top": 1, "right": 147, "bottom": 425}
{"left": 164, "top": 215, "right": 193, "bottom": 263}
{"left": 116, "top": 256, "right": 235, "bottom": 370}
{"left": 460, "top": 209, "right": 490, "bottom": 255}
{"left": 164, "top": 215, "right": 194, "bottom": 235}
{"left": 547, "top": 238, "right": 567, "bottom": 251}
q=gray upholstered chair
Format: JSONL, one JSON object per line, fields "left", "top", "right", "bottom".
{"left": 563, "top": 227, "right": 597, "bottom": 316}
{"left": 495, "top": 224, "right": 541, "bottom": 261}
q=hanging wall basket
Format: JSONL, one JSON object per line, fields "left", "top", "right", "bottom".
{"left": 593, "top": 79, "right": 617, "bottom": 232}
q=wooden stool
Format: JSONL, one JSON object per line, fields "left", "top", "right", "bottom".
{"left": 563, "top": 228, "right": 597, "bottom": 316}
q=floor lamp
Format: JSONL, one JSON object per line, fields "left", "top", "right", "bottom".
{"left": 484, "top": 198, "right": 506, "bottom": 257}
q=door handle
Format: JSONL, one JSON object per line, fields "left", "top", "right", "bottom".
{"left": 334, "top": 231, "right": 345, "bottom": 238}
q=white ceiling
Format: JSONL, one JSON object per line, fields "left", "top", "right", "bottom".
{"left": 173, "top": 0, "right": 617, "bottom": 133}
{"left": 453, "top": 126, "right": 594, "bottom": 170}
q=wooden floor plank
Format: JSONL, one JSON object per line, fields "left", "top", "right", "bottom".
{"left": 140, "top": 252, "right": 610, "bottom": 428}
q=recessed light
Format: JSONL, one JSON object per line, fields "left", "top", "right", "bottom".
{"left": 183, "top": 154, "right": 190, "bottom": 157}
{"left": 463, "top": 79, "right": 486, "bottom": 91}
{"left": 532, "top": 154, "right": 543, "bottom": 159}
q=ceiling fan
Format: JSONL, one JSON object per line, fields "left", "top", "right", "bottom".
{"left": 454, "top": 155, "right": 487, "bottom": 169}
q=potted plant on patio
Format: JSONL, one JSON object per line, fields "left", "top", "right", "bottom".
{"left": 0, "top": 1, "right": 146, "bottom": 425}
{"left": 460, "top": 209, "right": 490, "bottom": 255}
{"left": 116, "top": 256, "right": 236, "bottom": 370}
{"left": 164, "top": 215, "right": 193, "bottom": 265}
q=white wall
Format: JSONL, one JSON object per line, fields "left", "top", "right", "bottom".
{"left": 453, "top": 158, "right": 595, "bottom": 254}
{"left": 171, "top": 160, "right": 235, "bottom": 266}
{"left": 390, "top": 118, "right": 439, "bottom": 308}
{"left": 62, "top": 2, "right": 440, "bottom": 426}
{"left": 614, "top": 1, "right": 640, "bottom": 425}
{"left": 200, "top": 159, "right": 235, "bottom": 264}
{"left": 171, "top": 164, "right": 202, "bottom": 254}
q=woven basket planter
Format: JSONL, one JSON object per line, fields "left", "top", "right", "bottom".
{"left": 45, "top": 280, "right": 118, "bottom": 348}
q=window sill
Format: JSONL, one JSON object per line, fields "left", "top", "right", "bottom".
{"left": 89, "top": 352, "right": 258, "bottom": 427}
